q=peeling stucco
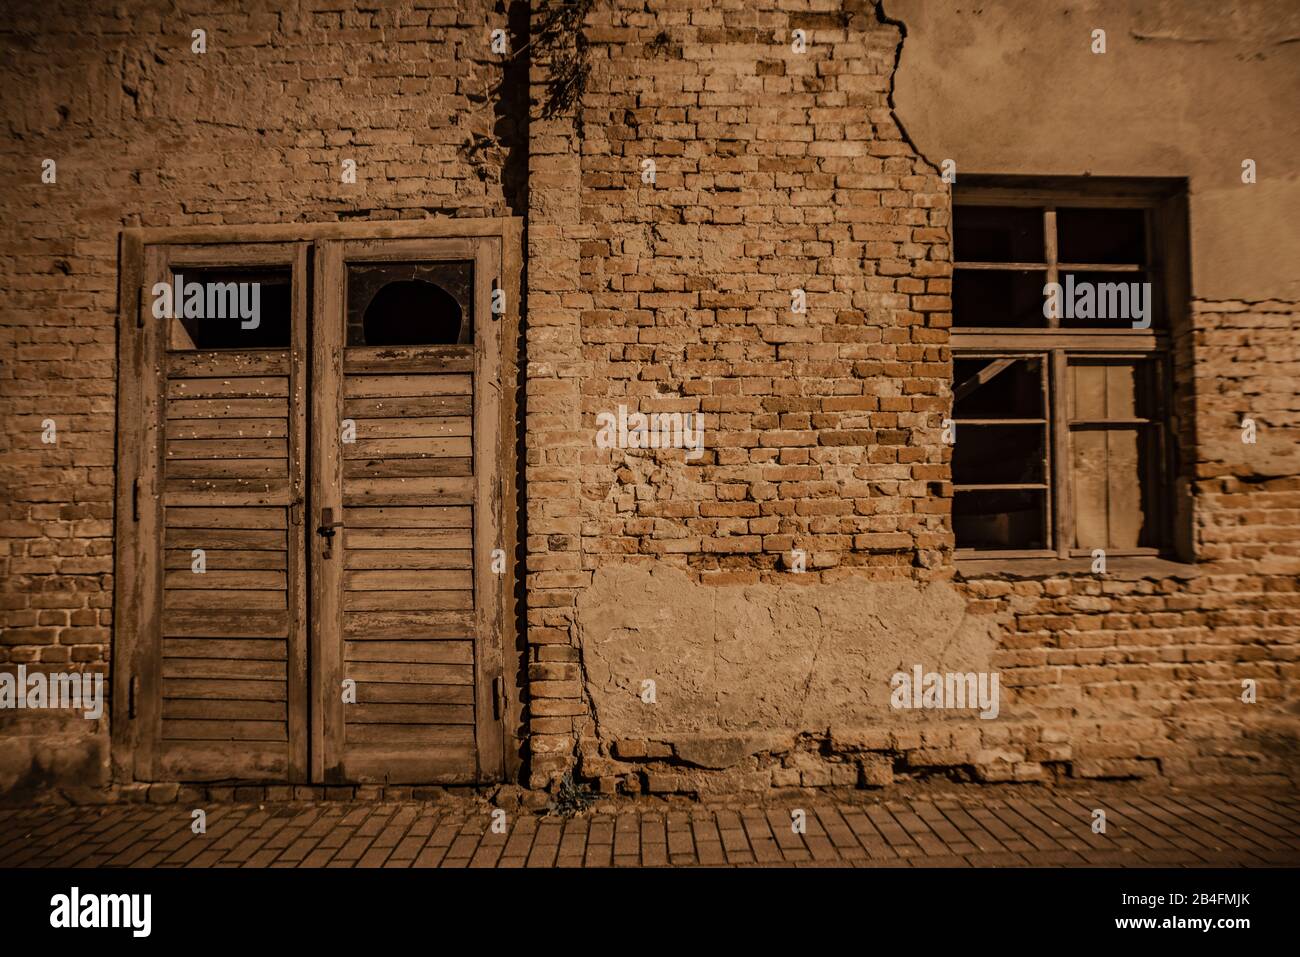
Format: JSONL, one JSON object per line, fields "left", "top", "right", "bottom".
{"left": 884, "top": 0, "right": 1300, "bottom": 301}
{"left": 575, "top": 566, "right": 1002, "bottom": 744}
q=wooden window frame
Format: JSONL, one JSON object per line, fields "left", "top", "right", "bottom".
{"left": 112, "top": 218, "right": 524, "bottom": 786}
{"left": 951, "top": 180, "right": 1187, "bottom": 562}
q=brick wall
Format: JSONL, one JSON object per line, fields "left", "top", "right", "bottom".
{"left": 524, "top": 1, "right": 1300, "bottom": 795}
{"left": 1, "top": 0, "right": 1295, "bottom": 799}
{"left": 525, "top": 0, "right": 959, "bottom": 789}
{"left": 0, "top": 0, "right": 524, "bottom": 794}
{"left": 573, "top": 0, "right": 950, "bottom": 582}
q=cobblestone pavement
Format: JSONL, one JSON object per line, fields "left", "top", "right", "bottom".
{"left": 2, "top": 787, "right": 1298, "bottom": 868}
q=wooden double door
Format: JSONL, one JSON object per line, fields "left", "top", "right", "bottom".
{"left": 114, "top": 228, "right": 517, "bottom": 786}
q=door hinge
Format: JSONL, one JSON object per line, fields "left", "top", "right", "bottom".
{"left": 132, "top": 479, "right": 140, "bottom": 521}
{"left": 128, "top": 677, "right": 139, "bottom": 719}
{"left": 493, "top": 675, "right": 506, "bottom": 720}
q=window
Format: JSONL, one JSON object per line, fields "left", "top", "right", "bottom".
{"left": 950, "top": 179, "right": 1186, "bottom": 559}
{"left": 345, "top": 260, "right": 474, "bottom": 346}
{"left": 167, "top": 265, "right": 294, "bottom": 350}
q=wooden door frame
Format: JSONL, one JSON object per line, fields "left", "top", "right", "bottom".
{"left": 113, "top": 218, "right": 524, "bottom": 786}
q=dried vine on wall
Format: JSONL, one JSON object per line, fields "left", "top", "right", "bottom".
{"left": 531, "top": 0, "right": 595, "bottom": 120}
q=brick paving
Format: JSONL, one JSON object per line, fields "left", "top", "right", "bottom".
{"left": 1, "top": 787, "right": 1297, "bottom": 868}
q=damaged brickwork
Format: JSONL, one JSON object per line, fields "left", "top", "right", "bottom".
{"left": 0, "top": 0, "right": 1296, "bottom": 801}
{"left": 525, "top": 0, "right": 1300, "bottom": 797}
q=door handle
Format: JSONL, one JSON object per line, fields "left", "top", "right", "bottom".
{"left": 317, "top": 507, "right": 343, "bottom": 558}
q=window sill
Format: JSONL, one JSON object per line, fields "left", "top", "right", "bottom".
{"left": 954, "top": 555, "right": 1199, "bottom": 582}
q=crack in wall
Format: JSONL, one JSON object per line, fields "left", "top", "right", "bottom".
{"left": 796, "top": 606, "right": 828, "bottom": 725}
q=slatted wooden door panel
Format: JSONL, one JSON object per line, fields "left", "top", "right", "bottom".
{"left": 312, "top": 238, "right": 506, "bottom": 785}
{"left": 142, "top": 243, "right": 309, "bottom": 782}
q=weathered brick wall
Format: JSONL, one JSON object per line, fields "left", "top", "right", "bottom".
{"left": 2, "top": 0, "right": 1295, "bottom": 799}
{"left": 525, "top": 1, "right": 1300, "bottom": 795}
{"left": 0, "top": 0, "right": 524, "bottom": 794}
{"left": 573, "top": 0, "right": 949, "bottom": 581}
{"left": 525, "top": 0, "right": 959, "bottom": 789}
{"left": 1191, "top": 299, "right": 1300, "bottom": 572}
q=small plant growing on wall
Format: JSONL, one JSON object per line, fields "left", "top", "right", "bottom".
{"left": 547, "top": 771, "right": 595, "bottom": 817}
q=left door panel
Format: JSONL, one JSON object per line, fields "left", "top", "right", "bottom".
{"left": 125, "top": 242, "right": 310, "bottom": 782}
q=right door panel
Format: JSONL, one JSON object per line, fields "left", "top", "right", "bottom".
{"left": 311, "top": 238, "right": 506, "bottom": 785}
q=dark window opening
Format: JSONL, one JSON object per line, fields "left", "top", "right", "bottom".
{"left": 953, "top": 426, "right": 1046, "bottom": 485}
{"left": 952, "top": 356, "right": 1049, "bottom": 546}
{"left": 1057, "top": 207, "right": 1146, "bottom": 264}
{"left": 1058, "top": 270, "right": 1158, "bottom": 329}
{"left": 346, "top": 260, "right": 474, "bottom": 347}
{"left": 953, "top": 356, "right": 1045, "bottom": 419}
{"left": 168, "top": 267, "right": 292, "bottom": 350}
{"left": 954, "top": 489, "right": 1047, "bottom": 551}
{"left": 954, "top": 205, "right": 1044, "bottom": 263}
{"left": 953, "top": 269, "right": 1049, "bottom": 327}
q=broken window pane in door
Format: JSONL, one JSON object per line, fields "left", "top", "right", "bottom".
{"left": 168, "top": 266, "right": 293, "bottom": 350}
{"left": 345, "top": 260, "right": 474, "bottom": 346}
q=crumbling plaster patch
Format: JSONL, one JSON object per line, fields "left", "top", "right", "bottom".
{"left": 575, "top": 565, "right": 1002, "bottom": 747}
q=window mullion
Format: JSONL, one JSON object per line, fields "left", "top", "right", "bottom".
{"left": 1044, "top": 207, "right": 1070, "bottom": 556}
{"left": 1044, "top": 208, "right": 1059, "bottom": 330}
{"left": 1051, "top": 349, "right": 1071, "bottom": 558}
